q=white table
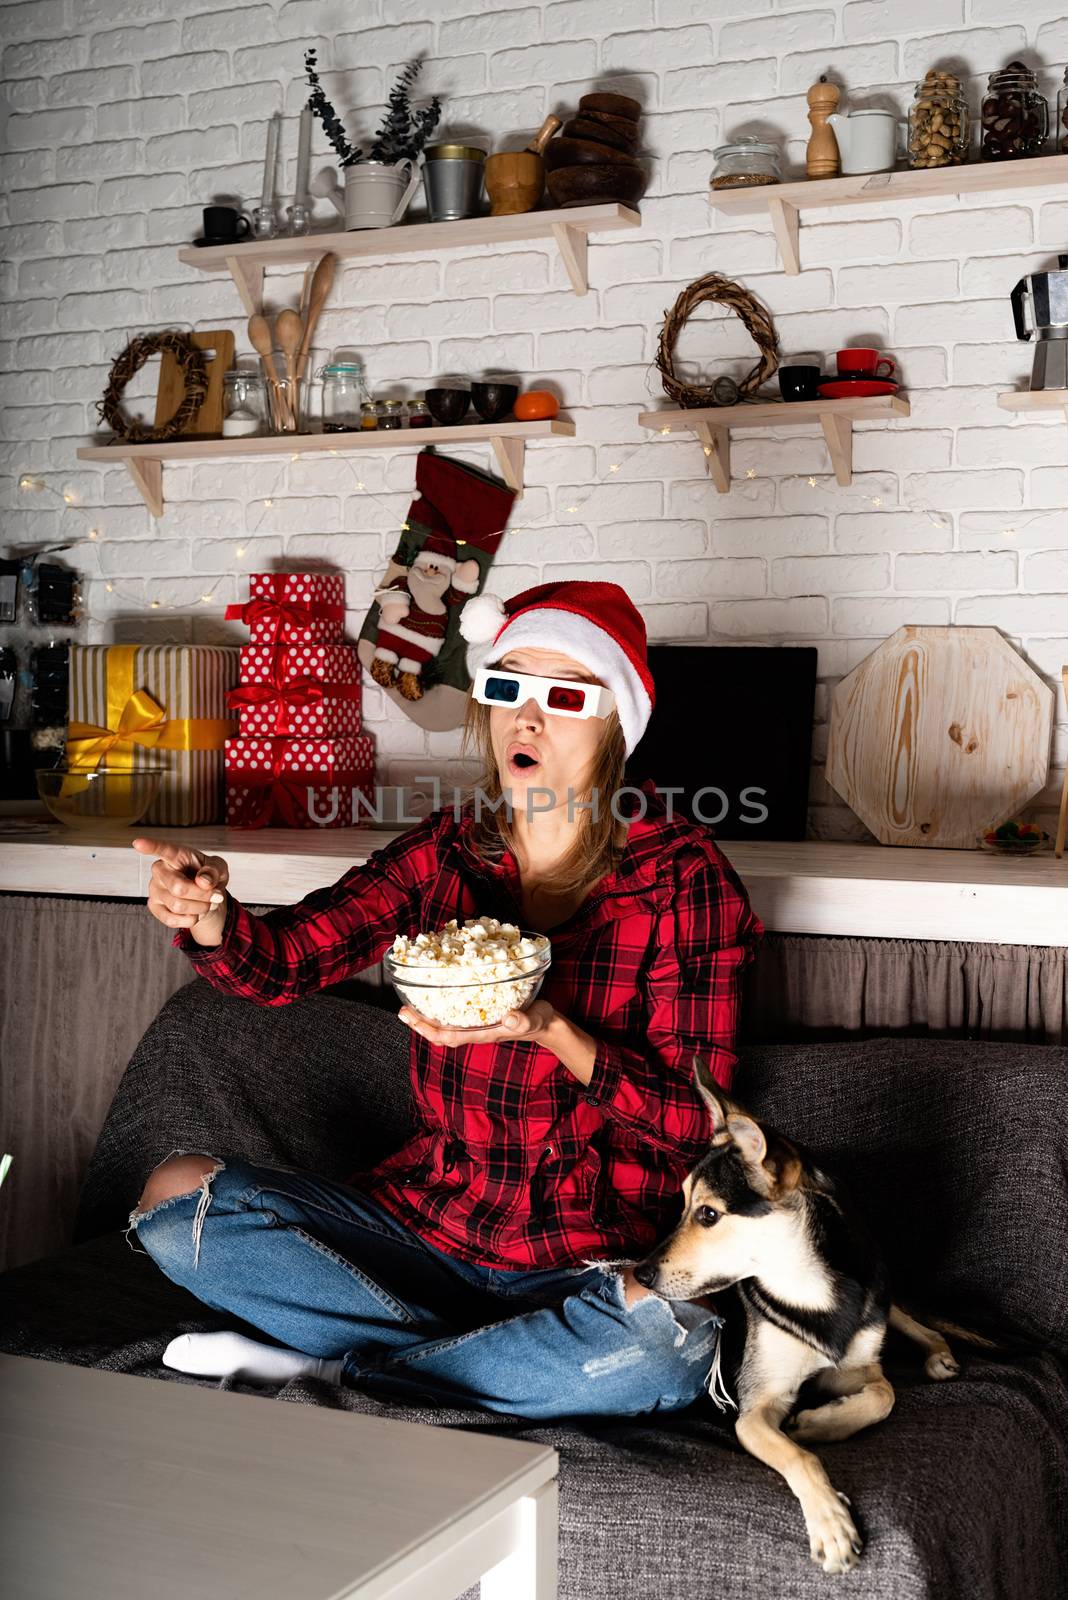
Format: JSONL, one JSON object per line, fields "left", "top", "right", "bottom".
{"left": 0, "top": 1354, "right": 559, "bottom": 1600}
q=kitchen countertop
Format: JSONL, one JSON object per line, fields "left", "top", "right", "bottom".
{"left": 1, "top": 817, "right": 1064, "bottom": 945}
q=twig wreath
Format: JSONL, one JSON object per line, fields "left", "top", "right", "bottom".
{"left": 655, "top": 272, "right": 779, "bottom": 407}
{"left": 97, "top": 331, "right": 209, "bottom": 443}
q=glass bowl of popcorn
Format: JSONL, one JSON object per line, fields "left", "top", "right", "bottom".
{"left": 384, "top": 916, "right": 552, "bottom": 1030}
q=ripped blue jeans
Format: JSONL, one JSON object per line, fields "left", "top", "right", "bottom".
{"left": 125, "top": 1150, "right": 728, "bottom": 1421}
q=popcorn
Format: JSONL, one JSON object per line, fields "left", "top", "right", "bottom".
{"left": 386, "top": 916, "right": 551, "bottom": 1029}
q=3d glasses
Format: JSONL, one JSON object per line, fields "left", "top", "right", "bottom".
{"left": 471, "top": 663, "right": 616, "bottom": 720}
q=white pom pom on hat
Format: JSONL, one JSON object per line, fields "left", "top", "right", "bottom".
{"left": 461, "top": 579, "right": 655, "bottom": 756}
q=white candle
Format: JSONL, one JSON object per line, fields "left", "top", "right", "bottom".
{"left": 260, "top": 112, "right": 279, "bottom": 209}
{"left": 295, "top": 105, "right": 312, "bottom": 207}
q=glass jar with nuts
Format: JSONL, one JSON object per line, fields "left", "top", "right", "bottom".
{"left": 980, "top": 62, "right": 1048, "bottom": 160}
{"left": 908, "top": 69, "right": 968, "bottom": 168}
{"left": 711, "top": 136, "right": 782, "bottom": 190}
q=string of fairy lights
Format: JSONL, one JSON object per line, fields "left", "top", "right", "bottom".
{"left": 12, "top": 408, "right": 1037, "bottom": 622}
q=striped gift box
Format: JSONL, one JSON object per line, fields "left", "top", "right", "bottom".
{"left": 67, "top": 644, "right": 240, "bottom": 826}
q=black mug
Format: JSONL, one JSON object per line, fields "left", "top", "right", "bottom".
{"left": 778, "top": 364, "right": 821, "bottom": 402}
{"left": 201, "top": 205, "right": 251, "bottom": 243}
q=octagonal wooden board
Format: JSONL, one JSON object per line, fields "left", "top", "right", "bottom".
{"left": 826, "top": 625, "right": 1053, "bottom": 849}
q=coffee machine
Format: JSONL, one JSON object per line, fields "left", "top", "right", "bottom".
{"left": 1011, "top": 254, "right": 1068, "bottom": 389}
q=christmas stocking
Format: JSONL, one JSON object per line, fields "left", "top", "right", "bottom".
{"left": 357, "top": 451, "right": 516, "bottom": 731}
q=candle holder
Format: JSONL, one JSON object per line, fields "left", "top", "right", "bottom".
{"left": 285, "top": 200, "right": 311, "bottom": 237}
{"left": 251, "top": 202, "right": 277, "bottom": 240}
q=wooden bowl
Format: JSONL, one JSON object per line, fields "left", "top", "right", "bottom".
{"left": 579, "top": 91, "right": 641, "bottom": 120}
{"left": 470, "top": 381, "right": 518, "bottom": 422}
{"left": 425, "top": 388, "right": 471, "bottom": 425}
{"left": 543, "top": 136, "right": 639, "bottom": 172}
{"left": 483, "top": 150, "right": 543, "bottom": 215}
{"left": 546, "top": 163, "right": 646, "bottom": 208}
{"left": 562, "top": 117, "right": 639, "bottom": 154}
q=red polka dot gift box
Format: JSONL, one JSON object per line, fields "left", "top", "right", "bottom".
{"left": 224, "top": 572, "right": 346, "bottom": 649}
{"left": 227, "top": 643, "right": 363, "bottom": 739}
{"left": 224, "top": 733, "right": 376, "bottom": 829}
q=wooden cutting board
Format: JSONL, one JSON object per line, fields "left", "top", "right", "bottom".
{"left": 154, "top": 329, "right": 235, "bottom": 438}
{"left": 827, "top": 625, "right": 1053, "bottom": 849}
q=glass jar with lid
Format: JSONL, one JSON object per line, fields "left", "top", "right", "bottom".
{"left": 407, "top": 399, "right": 432, "bottom": 428}
{"left": 1058, "top": 66, "right": 1068, "bottom": 154}
{"left": 377, "top": 399, "right": 406, "bottom": 430}
{"left": 907, "top": 69, "right": 969, "bottom": 167}
{"left": 221, "top": 367, "right": 266, "bottom": 437}
{"left": 980, "top": 62, "right": 1048, "bottom": 160}
{"left": 318, "top": 359, "right": 370, "bottom": 433}
{"left": 711, "top": 136, "right": 782, "bottom": 190}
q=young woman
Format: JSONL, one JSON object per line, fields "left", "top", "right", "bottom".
{"left": 127, "top": 579, "right": 764, "bottom": 1418}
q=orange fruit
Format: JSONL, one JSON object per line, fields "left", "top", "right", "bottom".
{"left": 514, "top": 391, "right": 560, "bottom": 420}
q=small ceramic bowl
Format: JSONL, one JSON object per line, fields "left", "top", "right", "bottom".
{"left": 385, "top": 934, "right": 552, "bottom": 1030}
{"left": 36, "top": 765, "right": 165, "bottom": 832}
{"left": 470, "top": 382, "right": 518, "bottom": 422}
{"left": 425, "top": 387, "right": 471, "bottom": 425}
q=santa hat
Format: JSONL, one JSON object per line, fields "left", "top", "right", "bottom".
{"left": 459, "top": 579, "right": 655, "bottom": 755}
{"left": 414, "top": 529, "right": 458, "bottom": 570}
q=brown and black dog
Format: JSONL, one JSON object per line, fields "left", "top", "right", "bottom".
{"left": 630, "top": 1056, "right": 990, "bottom": 1575}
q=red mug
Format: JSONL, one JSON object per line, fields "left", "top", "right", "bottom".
{"left": 836, "top": 347, "right": 896, "bottom": 380}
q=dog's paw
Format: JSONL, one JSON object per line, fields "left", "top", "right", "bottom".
{"left": 806, "top": 1489, "right": 863, "bottom": 1575}
{"left": 925, "top": 1349, "right": 960, "bottom": 1381}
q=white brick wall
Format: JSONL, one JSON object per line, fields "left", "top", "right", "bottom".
{"left": 2, "top": 0, "right": 1066, "bottom": 840}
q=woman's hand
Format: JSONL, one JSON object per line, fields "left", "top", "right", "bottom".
{"left": 398, "top": 998, "right": 557, "bottom": 1049}
{"left": 132, "top": 835, "right": 230, "bottom": 945}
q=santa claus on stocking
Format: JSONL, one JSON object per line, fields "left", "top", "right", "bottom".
{"left": 370, "top": 530, "right": 481, "bottom": 701}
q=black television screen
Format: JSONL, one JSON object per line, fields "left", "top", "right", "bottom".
{"left": 624, "top": 644, "right": 817, "bottom": 840}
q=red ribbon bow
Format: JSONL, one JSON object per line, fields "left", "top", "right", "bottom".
{"left": 225, "top": 586, "right": 344, "bottom": 647}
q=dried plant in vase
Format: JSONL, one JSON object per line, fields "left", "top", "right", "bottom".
{"left": 305, "top": 52, "right": 442, "bottom": 230}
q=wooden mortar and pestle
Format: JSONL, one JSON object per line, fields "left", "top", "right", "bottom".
{"left": 484, "top": 115, "right": 562, "bottom": 215}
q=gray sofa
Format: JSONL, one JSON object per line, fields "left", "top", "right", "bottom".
{"left": 2, "top": 978, "right": 1066, "bottom": 1599}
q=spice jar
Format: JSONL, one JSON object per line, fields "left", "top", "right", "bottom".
{"left": 377, "top": 399, "right": 405, "bottom": 430}
{"left": 221, "top": 368, "right": 265, "bottom": 436}
{"left": 407, "top": 399, "right": 432, "bottom": 428}
{"left": 711, "top": 136, "right": 782, "bottom": 190}
{"left": 908, "top": 69, "right": 968, "bottom": 168}
{"left": 360, "top": 400, "right": 378, "bottom": 431}
{"left": 1058, "top": 67, "right": 1068, "bottom": 154}
{"left": 319, "top": 360, "right": 369, "bottom": 432}
{"left": 981, "top": 62, "right": 1048, "bottom": 160}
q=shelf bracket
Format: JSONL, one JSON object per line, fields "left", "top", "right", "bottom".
{"left": 550, "top": 223, "right": 589, "bottom": 296}
{"left": 819, "top": 411, "right": 853, "bottom": 486}
{"left": 490, "top": 435, "right": 525, "bottom": 493}
{"left": 694, "top": 421, "right": 731, "bottom": 493}
{"left": 767, "top": 197, "right": 801, "bottom": 276}
{"left": 225, "top": 254, "right": 265, "bottom": 316}
{"left": 125, "top": 457, "right": 164, "bottom": 517}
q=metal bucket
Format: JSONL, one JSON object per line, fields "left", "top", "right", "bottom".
{"left": 422, "top": 143, "right": 487, "bottom": 222}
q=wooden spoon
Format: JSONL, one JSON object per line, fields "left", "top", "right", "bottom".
{"left": 295, "top": 251, "right": 336, "bottom": 382}
{"left": 248, "top": 312, "right": 288, "bottom": 430}
{"left": 275, "top": 308, "right": 305, "bottom": 429}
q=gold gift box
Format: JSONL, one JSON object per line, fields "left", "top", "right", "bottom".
{"left": 67, "top": 644, "right": 240, "bottom": 825}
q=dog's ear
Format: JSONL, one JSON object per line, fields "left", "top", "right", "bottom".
{"left": 725, "top": 1113, "right": 768, "bottom": 1168}
{"left": 692, "top": 1055, "right": 754, "bottom": 1143}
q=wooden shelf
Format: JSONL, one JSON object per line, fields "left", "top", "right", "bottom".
{"left": 999, "top": 389, "right": 1068, "bottom": 425}
{"left": 2, "top": 827, "right": 1064, "bottom": 942}
{"left": 76, "top": 418, "right": 575, "bottom": 515}
{"left": 638, "top": 396, "right": 910, "bottom": 491}
{"left": 178, "top": 202, "right": 642, "bottom": 309}
{"left": 710, "top": 154, "right": 1068, "bottom": 274}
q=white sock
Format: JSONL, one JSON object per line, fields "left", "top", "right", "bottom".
{"left": 163, "top": 1331, "right": 343, "bottom": 1387}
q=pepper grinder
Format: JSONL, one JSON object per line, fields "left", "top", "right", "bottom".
{"left": 807, "top": 76, "right": 841, "bottom": 178}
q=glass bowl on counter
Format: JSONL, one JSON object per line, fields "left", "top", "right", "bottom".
{"left": 384, "top": 929, "right": 552, "bottom": 1030}
{"left": 36, "top": 764, "right": 165, "bottom": 831}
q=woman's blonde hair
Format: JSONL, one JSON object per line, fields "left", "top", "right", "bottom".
{"left": 458, "top": 691, "right": 629, "bottom": 899}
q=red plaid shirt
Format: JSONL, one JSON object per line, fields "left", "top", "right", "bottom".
{"left": 173, "top": 779, "right": 765, "bottom": 1270}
